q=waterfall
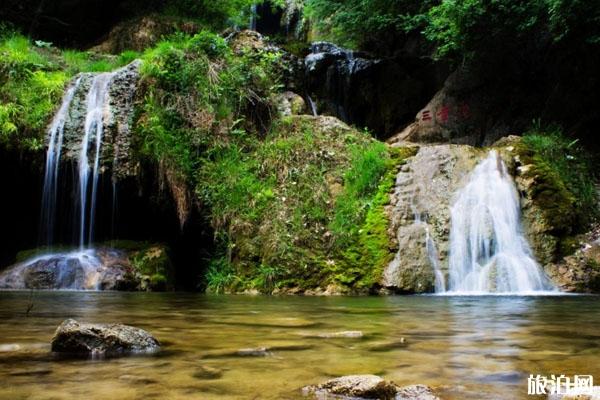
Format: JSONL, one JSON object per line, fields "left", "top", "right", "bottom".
{"left": 0, "top": 61, "right": 142, "bottom": 291}
{"left": 307, "top": 95, "right": 318, "bottom": 116}
{"left": 40, "top": 77, "right": 82, "bottom": 245}
{"left": 78, "top": 72, "right": 115, "bottom": 249}
{"left": 445, "top": 151, "right": 555, "bottom": 294}
{"left": 249, "top": 4, "right": 257, "bottom": 31}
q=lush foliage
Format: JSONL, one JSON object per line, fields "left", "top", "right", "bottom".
{"left": 305, "top": 0, "right": 435, "bottom": 51}
{"left": 196, "top": 115, "right": 400, "bottom": 293}
{"left": 522, "top": 125, "right": 598, "bottom": 229}
{"left": 306, "top": 0, "right": 600, "bottom": 62}
{"left": 136, "top": 31, "right": 283, "bottom": 181}
{"left": 120, "top": 0, "right": 256, "bottom": 29}
{"left": 0, "top": 32, "right": 139, "bottom": 150}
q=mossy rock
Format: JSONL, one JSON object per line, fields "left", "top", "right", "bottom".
{"left": 501, "top": 140, "right": 577, "bottom": 265}
{"left": 127, "top": 244, "right": 175, "bottom": 291}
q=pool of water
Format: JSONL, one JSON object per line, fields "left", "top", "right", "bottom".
{"left": 0, "top": 292, "right": 598, "bottom": 399}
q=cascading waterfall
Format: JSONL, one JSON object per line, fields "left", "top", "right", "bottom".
{"left": 0, "top": 62, "right": 140, "bottom": 290}
{"left": 40, "top": 77, "right": 82, "bottom": 245}
{"left": 79, "top": 72, "right": 115, "bottom": 249}
{"left": 249, "top": 3, "right": 257, "bottom": 31}
{"left": 445, "top": 151, "right": 555, "bottom": 294}
{"left": 307, "top": 95, "right": 318, "bottom": 116}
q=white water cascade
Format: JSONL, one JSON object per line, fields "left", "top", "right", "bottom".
{"left": 78, "top": 72, "right": 115, "bottom": 249}
{"left": 40, "top": 77, "right": 82, "bottom": 245}
{"left": 445, "top": 151, "right": 555, "bottom": 294}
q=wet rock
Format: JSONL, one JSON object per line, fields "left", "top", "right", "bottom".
{"left": 302, "top": 375, "right": 440, "bottom": 400}
{"left": 237, "top": 347, "right": 273, "bottom": 357}
{"left": 0, "top": 249, "right": 135, "bottom": 290}
{"left": 303, "top": 375, "right": 397, "bottom": 400}
{"left": 61, "top": 60, "right": 141, "bottom": 181}
{"left": 543, "top": 237, "right": 600, "bottom": 293}
{"left": 275, "top": 91, "right": 307, "bottom": 116}
{"left": 383, "top": 144, "right": 483, "bottom": 293}
{"left": 51, "top": 319, "right": 159, "bottom": 357}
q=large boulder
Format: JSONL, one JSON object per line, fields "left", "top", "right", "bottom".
{"left": 302, "top": 375, "right": 439, "bottom": 400}
{"left": 51, "top": 319, "right": 159, "bottom": 356}
{"left": 0, "top": 243, "right": 174, "bottom": 291}
{"left": 0, "top": 249, "right": 135, "bottom": 290}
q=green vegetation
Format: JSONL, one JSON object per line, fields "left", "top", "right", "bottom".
{"left": 0, "top": 32, "right": 140, "bottom": 150}
{"left": 305, "top": 0, "right": 434, "bottom": 51}
{"left": 197, "top": 116, "right": 406, "bottom": 293}
{"left": 129, "top": 243, "right": 174, "bottom": 291}
{"left": 521, "top": 125, "right": 598, "bottom": 230}
{"left": 306, "top": 0, "right": 600, "bottom": 63}
{"left": 120, "top": 0, "right": 256, "bottom": 29}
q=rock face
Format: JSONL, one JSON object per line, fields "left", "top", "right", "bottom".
{"left": 383, "top": 144, "right": 483, "bottom": 293}
{"left": 91, "top": 15, "right": 201, "bottom": 54}
{"left": 305, "top": 42, "right": 444, "bottom": 138}
{"left": 391, "top": 68, "right": 525, "bottom": 146}
{"left": 275, "top": 91, "right": 307, "bottom": 116}
{"left": 61, "top": 60, "right": 141, "bottom": 180}
{"left": 302, "top": 375, "right": 439, "bottom": 400}
{"left": 543, "top": 227, "right": 600, "bottom": 293}
{"left": 51, "top": 319, "right": 159, "bottom": 356}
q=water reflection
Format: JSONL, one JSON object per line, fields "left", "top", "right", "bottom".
{"left": 0, "top": 292, "right": 598, "bottom": 400}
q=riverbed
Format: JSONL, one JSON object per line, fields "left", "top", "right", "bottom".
{"left": 0, "top": 292, "right": 598, "bottom": 399}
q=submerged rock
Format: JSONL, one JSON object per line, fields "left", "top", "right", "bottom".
{"left": 302, "top": 375, "right": 439, "bottom": 400}
{"left": 51, "top": 319, "right": 159, "bottom": 357}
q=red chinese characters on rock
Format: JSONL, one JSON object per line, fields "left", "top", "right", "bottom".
{"left": 420, "top": 102, "right": 471, "bottom": 123}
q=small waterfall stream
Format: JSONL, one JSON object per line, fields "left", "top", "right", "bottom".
{"left": 0, "top": 62, "right": 140, "bottom": 290}
{"left": 79, "top": 72, "right": 115, "bottom": 248}
{"left": 445, "top": 151, "right": 555, "bottom": 294}
{"left": 40, "top": 77, "right": 82, "bottom": 245}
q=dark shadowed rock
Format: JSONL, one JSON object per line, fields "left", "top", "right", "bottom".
{"left": 51, "top": 319, "right": 159, "bottom": 357}
{"left": 305, "top": 42, "right": 446, "bottom": 139}
{"left": 302, "top": 375, "right": 440, "bottom": 400}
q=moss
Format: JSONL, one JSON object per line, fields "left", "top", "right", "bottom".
{"left": 337, "top": 146, "right": 417, "bottom": 290}
{"left": 515, "top": 142, "right": 576, "bottom": 235}
{"left": 199, "top": 116, "right": 403, "bottom": 293}
{"left": 0, "top": 32, "right": 141, "bottom": 151}
{"left": 128, "top": 244, "right": 174, "bottom": 291}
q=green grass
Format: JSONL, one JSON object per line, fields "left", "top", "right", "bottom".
{"left": 522, "top": 125, "right": 598, "bottom": 229}
{"left": 0, "top": 32, "right": 142, "bottom": 150}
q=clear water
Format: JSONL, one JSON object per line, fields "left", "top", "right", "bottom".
{"left": 447, "top": 151, "right": 554, "bottom": 293}
{"left": 0, "top": 292, "right": 598, "bottom": 400}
